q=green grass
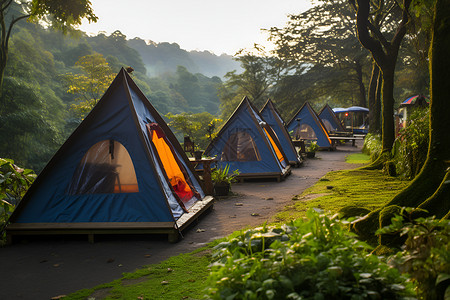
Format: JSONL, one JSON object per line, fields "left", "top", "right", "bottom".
{"left": 64, "top": 248, "right": 213, "bottom": 300}
{"left": 345, "top": 153, "right": 370, "bottom": 164}
{"left": 63, "top": 164, "right": 410, "bottom": 300}
{"left": 272, "top": 169, "right": 410, "bottom": 224}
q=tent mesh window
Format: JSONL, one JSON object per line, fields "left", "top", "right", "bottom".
{"left": 221, "top": 131, "right": 261, "bottom": 161}
{"left": 67, "top": 140, "right": 139, "bottom": 194}
{"left": 294, "top": 124, "right": 317, "bottom": 140}
{"left": 321, "top": 119, "right": 334, "bottom": 132}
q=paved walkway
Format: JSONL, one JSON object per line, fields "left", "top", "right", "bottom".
{"left": 0, "top": 142, "right": 362, "bottom": 299}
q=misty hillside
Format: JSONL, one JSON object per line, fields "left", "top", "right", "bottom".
{"left": 128, "top": 38, "right": 241, "bottom": 78}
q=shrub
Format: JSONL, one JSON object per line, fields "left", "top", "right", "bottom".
{"left": 207, "top": 209, "right": 414, "bottom": 299}
{"left": 391, "top": 108, "right": 429, "bottom": 179}
{"left": 362, "top": 133, "right": 382, "bottom": 161}
{"left": 378, "top": 208, "right": 450, "bottom": 300}
{"left": 1, "top": 158, "right": 36, "bottom": 243}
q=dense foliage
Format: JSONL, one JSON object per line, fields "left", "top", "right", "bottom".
{"left": 378, "top": 208, "right": 450, "bottom": 299}
{"left": 392, "top": 108, "right": 430, "bottom": 179}
{"left": 362, "top": 133, "right": 382, "bottom": 161}
{"left": 0, "top": 158, "right": 36, "bottom": 243}
{"left": 165, "top": 112, "right": 222, "bottom": 150}
{"left": 207, "top": 209, "right": 415, "bottom": 299}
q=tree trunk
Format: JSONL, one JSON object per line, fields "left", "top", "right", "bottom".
{"left": 380, "top": 64, "right": 396, "bottom": 153}
{"left": 368, "top": 61, "right": 380, "bottom": 134}
{"left": 353, "top": 0, "right": 450, "bottom": 241}
{"left": 355, "top": 61, "right": 366, "bottom": 107}
{"left": 375, "top": 70, "right": 382, "bottom": 134}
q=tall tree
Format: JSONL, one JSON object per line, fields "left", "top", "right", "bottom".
{"left": 64, "top": 53, "right": 115, "bottom": 119}
{"left": 0, "top": 0, "right": 97, "bottom": 97}
{"left": 268, "top": 0, "right": 370, "bottom": 107}
{"left": 351, "top": 0, "right": 412, "bottom": 166}
{"left": 354, "top": 0, "right": 450, "bottom": 240}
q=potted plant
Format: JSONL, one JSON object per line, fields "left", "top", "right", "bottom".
{"left": 305, "top": 141, "right": 319, "bottom": 158}
{"left": 211, "top": 164, "right": 239, "bottom": 196}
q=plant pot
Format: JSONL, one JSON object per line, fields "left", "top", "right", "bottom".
{"left": 194, "top": 150, "right": 203, "bottom": 160}
{"left": 214, "top": 182, "right": 230, "bottom": 196}
{"left": 306, "top": 151, "right": 315, "bottom": 158}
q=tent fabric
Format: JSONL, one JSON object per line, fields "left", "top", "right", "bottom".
{"left": 287, "top": 102, "right": 332, "bottom": 148}
{"left": 204, "top": 96, "right": 290, "bottom": 177}
{"left": 318, "top": 104, "right": 345, "bottom": 133}
{"left": 260, "top": 99, "right": 302, "bottom": 166}
{"left": 8, "top": 68, "right": 206, "bottom": 227}
{"left": 264, "top": 128, "right": 285, "bottom": 165}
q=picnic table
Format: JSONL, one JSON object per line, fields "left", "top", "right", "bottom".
{"left": 188, "top": 157, "right": 216, "bottom": 195}
{"left": 328, "top": 134, "right": 366, "bottom": 147}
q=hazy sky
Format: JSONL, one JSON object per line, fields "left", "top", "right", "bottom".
{"left": 78, "top": 0, "right": 312, "bottom": 55}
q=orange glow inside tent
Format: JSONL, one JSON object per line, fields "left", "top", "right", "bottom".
{"left": 151, "top": 128, "right": 193, "bottom": 203}
{"left": 264, "top": 128, "right": 285, "bottom": 164}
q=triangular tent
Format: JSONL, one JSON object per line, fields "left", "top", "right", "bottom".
{"left": 318, "top": 104, "right": 345, "bottom": 133}
{"left": 204, "top": 96, "right": 291, "bottom": 181}
{"left": 260, "top": 99, "right": 302, "bottom": 166}
{"left": 286, "top": 102, "right": 332, "bottom": 149}
{"left": 6, "top": 68, "right": 213, "bottom": 243}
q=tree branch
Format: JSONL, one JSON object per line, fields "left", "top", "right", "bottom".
{"left": 354, "top": 0, "right": 386, "bottom": 66}
{"left": 6, "top": 14, "right": 29, "bottom": 49}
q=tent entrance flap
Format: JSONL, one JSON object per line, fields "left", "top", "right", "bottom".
{"left": 147, "top": 123, "right": 196, "bottom": 204}
{"left": 263, "top": 128, "right": 285, "bottom": 164}
{"left": 68, "top": 140, "right": 139, "bottom": 194}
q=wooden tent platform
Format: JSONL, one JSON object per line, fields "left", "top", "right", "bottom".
{"left": 236, "top": 166, "right": 291, "bottom": 183}
{"left": 6, "top": 196, "right": 214, "bottom": 244}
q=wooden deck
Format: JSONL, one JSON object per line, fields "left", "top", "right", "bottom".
{"left": 6, "top": 196, "right": 215, "bottom": 244}
{"left": 236, "top": 165, "right": 291, "bottom": 183}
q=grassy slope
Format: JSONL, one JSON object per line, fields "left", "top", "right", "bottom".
{"left": 63, "top": 154, "right": 409, "bottom": 300}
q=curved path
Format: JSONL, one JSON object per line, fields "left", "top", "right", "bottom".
{"left": 0, "top": 142, "right": 362, "bottom": 299}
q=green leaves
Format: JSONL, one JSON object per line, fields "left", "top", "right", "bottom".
{"left": 211, "top": 165, "right": 240, "bottom": 185}
{"left": 0, "top": 158, "right": 36, "bottom": 243}
{"left": 64, "top": 53, "right": 115, "bottom": 120}
{"left": 378, "top": 208, "right": 450, "bottom": 299}
{"left": 207, "top": 209, "right": 414, "bottom": 299}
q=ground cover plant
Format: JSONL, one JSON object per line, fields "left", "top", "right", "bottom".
{"left": 207, "top": 209, "right": 415, "bottom": 299}
{"left": 378, "top": 208, "right": 450, "bottom": 300}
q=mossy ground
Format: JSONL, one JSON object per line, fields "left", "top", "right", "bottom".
{"left": 63, "top": 154, "right": 409, "bottom": 300}
{"left": 271, "top": 169, "right": 409, "bottom": 224}
{"left": 64, "top": 249, "right": 212, "bottom": 300}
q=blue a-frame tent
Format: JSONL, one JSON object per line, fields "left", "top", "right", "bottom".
{"left": 6, "top": 68, "right": 213, "bottom": 243}
{"left": 260, "top": 99, "right": 302, "bottom": 166}
{"left": 318, "top": 104, "right": 345, "bottom": 133}
{"left": 286, "top": 102, "right": 332, "bottom": 149}
{"left": 204, "top": 96, "right": 291, "bottom": 181}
